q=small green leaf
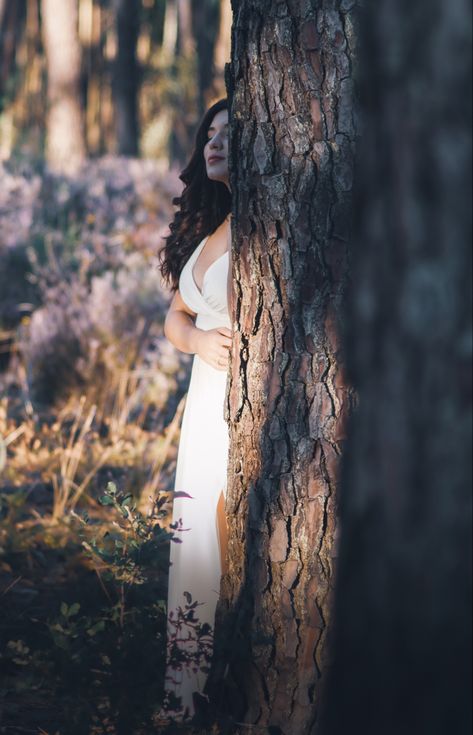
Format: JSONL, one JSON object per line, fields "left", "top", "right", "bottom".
{"left": 87, "top": 620, "right": 105, "bottom": 636}
{"left": 49, "top": 623, "right": 65, "bottom": 633}
{"left": 60, "top": 602, "right": 68, "bottom": 617}
{"left": 68, "top": 603, "right": 80, "bottom": 617}
{"left": 100, "top": 495, "right": 114, "bottom": 506}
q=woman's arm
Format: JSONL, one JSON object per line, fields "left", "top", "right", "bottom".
{"left": 165, "top": 288, "right": 232, "bottom": 369}
{"left": 164, "top": 289, "right": 202, "bottom": 354}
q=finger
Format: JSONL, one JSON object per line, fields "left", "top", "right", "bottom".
{"left": 218, "top": 327, "right": 232, "bottom": 336}
{"left": 220, "top": 337, "right": 232, "bottom": 348}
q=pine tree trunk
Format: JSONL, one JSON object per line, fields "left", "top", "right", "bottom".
{"left": 214, "top": 0, "right": 232, "bottom": 75}
{"left": 41, "top": 0, "right": 85, "bottom": 173}
{"left": 167, "top": 0, "right": 198, "bottom": 164}
{"left": 177, "top": 0, "right": 194, "bottom": 58}
{"left": 0, "top": 0, "right": 24, "bottom": 100}
{"left": 319, "top": 1, "right": 472, "bottom": 734}
{"left": 112, "top": 0, "right": 140, "bottom": 156}
{"left": 161, "top": 0, "right": 178, "bottom": 61}
{"left": 210, "top": 2, "right": 357, "bottom": 732}
{"left": 192, "top": 0, "right": 222, "bottom": 115}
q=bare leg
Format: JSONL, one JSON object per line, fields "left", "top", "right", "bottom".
{"left": 216, "top": 490, "right": 229, "bottom": 576}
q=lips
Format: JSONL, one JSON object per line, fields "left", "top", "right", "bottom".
{"left": 207, "top": 156, "right": 225, "bottom": 164}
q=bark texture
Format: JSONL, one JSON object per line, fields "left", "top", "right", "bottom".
{"left": 41, "top": 0, "right": 85, "bottom": 173}
{"left": 210, "top": 2, "right": 357, "bottom": 732}
{"left": 319, "top": 1, "right": 472, "bottom": 734}
{"left": 112, "top": 0, "right": 140, "bottom": 156}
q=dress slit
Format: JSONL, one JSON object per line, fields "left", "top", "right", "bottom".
{"left": 163, "top": 236, "right": 231, "bottom": 720}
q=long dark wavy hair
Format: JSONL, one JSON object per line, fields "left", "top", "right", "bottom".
{"left": 159, "top": 98, "right": 231, "bottom": 292}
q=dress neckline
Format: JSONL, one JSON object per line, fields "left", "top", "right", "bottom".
{"left": 191, "top": 236, "right": 229, "bottom": 297}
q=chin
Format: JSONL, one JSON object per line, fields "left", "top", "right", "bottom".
{"left": 207, "top": 172, "right": 228, "bottom": 185}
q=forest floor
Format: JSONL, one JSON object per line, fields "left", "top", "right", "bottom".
{"left": 0, "top": 158, "right": 241, "bottom": 735}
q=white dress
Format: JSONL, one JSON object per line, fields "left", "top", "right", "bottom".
{"left": 164, "top": 235, "right": 231, "bottom": 719}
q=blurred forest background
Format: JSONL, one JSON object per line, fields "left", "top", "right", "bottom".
{"left": 0, "top": 0, "right": 231, "bottom": 164}
{"left": 0, "top": 2, "right": 231, "bottom": 733}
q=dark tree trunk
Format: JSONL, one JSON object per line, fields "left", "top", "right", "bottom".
{"left": 41, "top": 0, "right": 85, "bottom": 173}
{"left": 112, "top": 0, "right": 140, "bottom": 156}
{"left": 319, "top": 1, "right": 472, "bottom": 735}
{"left": 209, "top": 1, "right": 356, "bottom": 733}
{"left": 0, "top": 0, "right": 25, "bottom": 102}
{"left": 0, "top": 0, "right": 15, "bottom": 85}
{"left": 191, "top": 0, "right": 221, "bottom": 116}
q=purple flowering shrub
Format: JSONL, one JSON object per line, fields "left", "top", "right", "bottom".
{"left": 0, "top": 157, "right": 188, "bottom": 409}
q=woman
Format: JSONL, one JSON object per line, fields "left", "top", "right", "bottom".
{"left": 158, "top": 98, "right": 232, "bottom": 721}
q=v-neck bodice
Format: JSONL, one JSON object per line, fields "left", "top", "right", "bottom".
{"left": 179, "top": 236, "right": 230, "bottom": 328}
{"left": 192, "top": 236, "right": 229, "bottom": 296}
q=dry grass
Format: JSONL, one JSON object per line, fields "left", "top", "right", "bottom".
{"left": 139, "top": 392, "right": 187, "bottom": 514}
{"left": 50, "top": 396, "right": 121, "bottom": 520}
{"left": 0, "top": 372, "right": 185, "bottom": 526}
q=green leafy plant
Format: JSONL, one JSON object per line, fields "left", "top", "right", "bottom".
{"left": 78, "top": 481, "right": 172, "bottom": 593}
{"left": 0, "top": 476, "right": 214, "bottom": 732}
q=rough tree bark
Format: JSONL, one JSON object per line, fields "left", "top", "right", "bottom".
{"left": 112, "top": 0, "right": 140, "bottom": 156}
{"left": 41, "top": 0, "right": 85, "bottom": 173}
{"left": 209, "top": 2, "right": 357, "bottom": 733}
{"left": 319, "top": 1, "right": 472, "bottom": 735}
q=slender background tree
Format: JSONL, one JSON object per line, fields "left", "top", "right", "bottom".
{"left": 319, "top": 1, "right": 472, "bottom": 734}
{"left": 112, "top": 0, "right": 140, "bottom": 155}
{"left": 0, "top": 0, "right": 25, "bottom": 103}
{"left": 41, "top": 0, "right": 85, "bottom": 172}
{"left": 210, "top": 1, "right": 356, "bottom": 733}
{"left": 161, "top": 0, "right": 178, "bottom": 61}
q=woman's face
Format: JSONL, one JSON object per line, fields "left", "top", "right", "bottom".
{"left": 204, "top": 109, "right": 229, "bottom": 189}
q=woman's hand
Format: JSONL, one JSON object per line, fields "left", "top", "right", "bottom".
{"left": 195, "top": 326, "right": 232, "bottom": 371}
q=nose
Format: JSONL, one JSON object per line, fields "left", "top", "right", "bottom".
{"left": 209, "top": 132, "right": 223, "bottom": 150}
